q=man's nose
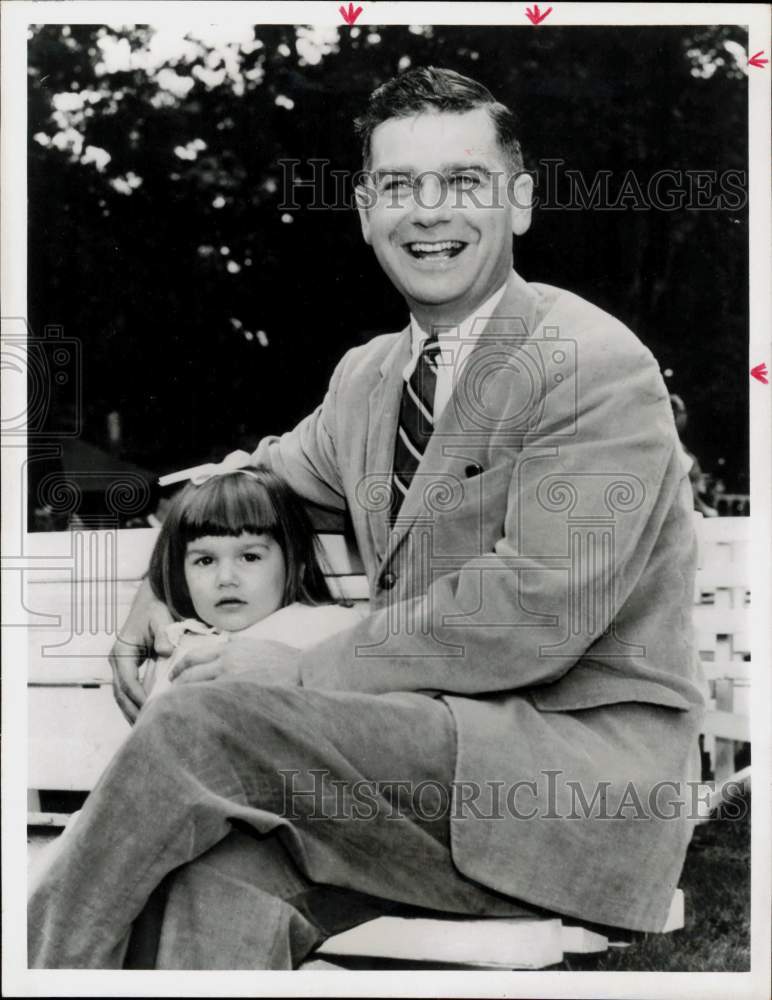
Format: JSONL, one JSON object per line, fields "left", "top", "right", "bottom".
{"left": 410, "top": 172, "right": 453, "bottom": 226}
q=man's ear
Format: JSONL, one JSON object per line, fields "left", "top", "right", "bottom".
{"left": 355, "top": 181, "right": 375, "bottom": 246}
{"left": 509, "top": 170, "right": 534, "bottom": 237}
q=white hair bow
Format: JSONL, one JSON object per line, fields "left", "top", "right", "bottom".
{"left": 158, "top": 450, "right": 258, "bottom": 488}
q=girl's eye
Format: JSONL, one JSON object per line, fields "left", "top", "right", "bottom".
{"left": 193, "top": 556, "right": 213, "bottom": 567}
{"left": 243, "top": 552, "right": 261, "bottom": 562}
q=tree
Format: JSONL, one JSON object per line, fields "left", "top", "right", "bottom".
{"left": 28, "top": 22, "right": 749, "bottom": 505}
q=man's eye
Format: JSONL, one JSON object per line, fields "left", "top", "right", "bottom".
{"left": 383, "top": 178, "right": 412, "bottom": 192}
{"left": 450, "top": 174, "right": 481, "bottom": 190}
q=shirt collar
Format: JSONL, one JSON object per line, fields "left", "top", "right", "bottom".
{"left": 409, "top": 278, "right": 510, "bottom": 356}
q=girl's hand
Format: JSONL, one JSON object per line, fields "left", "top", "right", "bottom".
{"left": 168, "top": 638, "right": 301, "bottom": 687}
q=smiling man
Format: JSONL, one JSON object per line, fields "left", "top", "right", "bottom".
{"left": 358, "top": 104, "right": 531, "bottom": 327}
{"left": 29, "top": 68, "right": 704, "bottom": 969}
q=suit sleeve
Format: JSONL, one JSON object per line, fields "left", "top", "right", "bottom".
{"left": 297, "top": 325, "right": 689, "bottom": 695}
{"left": 251, "top": 353, "right": 348, "bottom": 512}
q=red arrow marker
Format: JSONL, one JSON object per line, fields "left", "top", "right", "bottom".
{"left": 525, "top": 4, "right": 553, "bottom": 24}
{"left": 750, "top": 362, "right": 768, "bottom": 384}
{"left": 339, "top": 2, "right": 363, "bottom": 24}
{"left": 748, "top": 50, "right": 768, "bottom": 69}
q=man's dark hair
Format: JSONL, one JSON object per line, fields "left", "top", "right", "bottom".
{"left": 354, "top": 66, "right": 524, "bottom": 173}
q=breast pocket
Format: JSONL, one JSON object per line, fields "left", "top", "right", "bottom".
{"left": 431, "top": 463, "right": 513, "bottom": 560}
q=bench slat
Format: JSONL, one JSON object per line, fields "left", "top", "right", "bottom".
{"left": 696, "top": 517, "right": 751, "bottom": 544}
{"left": 29, "top": 686, "right": 130, "bottom": 791}
{"left": 702, "top": 709, "right": 750, "bottom": 742}
{"left": 700, "top": 661, "right": 751, "bottom": 683}
{"left": 693, "top": 606, "right": 750, "bottom": 635}
{"left": 317, "top": 914, "right": 564, "bottom": 969}
{"left": 313, "top": 887, "right": 685, "bottom": 967}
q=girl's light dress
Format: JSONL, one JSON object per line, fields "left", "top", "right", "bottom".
{"left": 142, "top": 601, "right": 366, "bottom": 701}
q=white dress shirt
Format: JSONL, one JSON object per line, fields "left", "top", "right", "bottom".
{"left": 403, "top": 280, "right": 509, "bottom": 420}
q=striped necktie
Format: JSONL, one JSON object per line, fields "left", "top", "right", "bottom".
{"left": 390, "top": 336, "right": 442, "bottom": 522}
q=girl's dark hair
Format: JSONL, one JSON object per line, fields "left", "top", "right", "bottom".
{"left": 354, "top": 66, "right": 524, "bottom": 173}
{"left": 147, "top": 466, "right": 335, "bottom": 621}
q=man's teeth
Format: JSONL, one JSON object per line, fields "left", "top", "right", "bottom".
{"left": 408, "top": 241, "right": 463, "bottom": 254}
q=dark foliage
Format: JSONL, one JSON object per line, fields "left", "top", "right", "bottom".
{"left": 28, "top": 23, "right": 749, "bottom": 507}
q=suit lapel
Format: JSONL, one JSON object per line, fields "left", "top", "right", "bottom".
{"left": 384, "top": 271, "right": 542, "bottom": 556}
{"left": 364, "top": 327, "right": 411, "bottom": 560}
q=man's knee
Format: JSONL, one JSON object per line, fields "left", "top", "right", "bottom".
{"left": 132, "top": 681, "right": 300, "bottom": 756}
{"left": 130, "top": 681, "right": 239, "bottom": 756}
{"left": 138, "top": 679, "right": 215, "bottom": 719}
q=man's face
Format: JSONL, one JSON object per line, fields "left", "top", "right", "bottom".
{"left": 357, "top": 108, "right": 532, "bottom": 323}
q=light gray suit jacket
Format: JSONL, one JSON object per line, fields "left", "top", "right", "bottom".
{"left": 253, "top": 270, "right": 705, "bottom": 931}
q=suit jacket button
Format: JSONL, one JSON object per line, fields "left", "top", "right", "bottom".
{"left": 381, "top": 571, "right": 397, "bottom": 590}
{"left": 465, "top": 463, "right": 483, "bottom": 478}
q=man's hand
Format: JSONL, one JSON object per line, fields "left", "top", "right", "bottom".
{"left": 169, "top": 637, "right": 301, "bottom": 688}
{"left": 109, "top": 578, "right": 174, "bottom": 723}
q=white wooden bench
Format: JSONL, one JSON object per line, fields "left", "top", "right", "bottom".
{"left": 693, "top": 516, "right": 752, "bottom": 813}
{"left": 30, "top": 517, "right": 752, "bottom": 967}
{"left": 24, "top": 527, "right": 367, "bottom": 818}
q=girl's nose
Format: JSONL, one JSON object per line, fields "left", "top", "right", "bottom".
{"left": 216, "top": 561, "right": 238, "bottom": 586}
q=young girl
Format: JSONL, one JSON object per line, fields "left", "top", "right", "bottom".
{"left": 141, "top": 459, "right": 365, "bottom": 701}
{"left": 29, "top": 461, "right": 364, "bottom": 893}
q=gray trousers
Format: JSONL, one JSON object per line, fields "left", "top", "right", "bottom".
{"left": 29, "top": 677, "right": 537, "bottom": 969}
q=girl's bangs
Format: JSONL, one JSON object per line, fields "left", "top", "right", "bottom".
{"left": 179, "top": 474, "right": 278, "bottom": 541}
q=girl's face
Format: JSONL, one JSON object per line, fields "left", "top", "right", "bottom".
{"left": 184, "top": 531, "right": 286, "bottom": 631}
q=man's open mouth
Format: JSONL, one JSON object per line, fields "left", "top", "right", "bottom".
{"left": 404, "top": 240, "right": 466, "bottom": 260}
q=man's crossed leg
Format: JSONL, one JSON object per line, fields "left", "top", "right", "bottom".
{"left": 29, "top": 678, "right": 534, "bottom": 969}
